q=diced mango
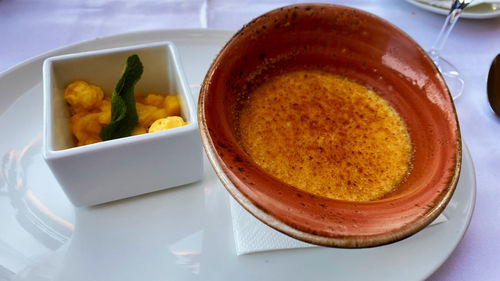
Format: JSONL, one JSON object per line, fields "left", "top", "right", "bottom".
{"left": 136, "top": 103, "right": 168, "bottom": 128}
{"left": 64, "top": 80, "right": 104, "bottom": 113}
{"left": 64, "top": 81, "right": 187, "bottom": 147}
{"left": 143, "top": 94, "right": 165, "bottom": 108}
{"left": 164, "top": 95, "right": 181, "bottom": 116}
{"left": 132, "top": 126, "right": 147, "bottom": 136}
{"left": 71, "top": 111, "right": 109, "bottom": 146}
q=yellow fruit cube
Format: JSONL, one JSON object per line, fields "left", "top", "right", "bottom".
{"left": 164, "top": 95, "right": 181, "bottom": 116}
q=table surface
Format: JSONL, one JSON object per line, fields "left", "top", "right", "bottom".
{"left": 1, "top": 1, "right": 499, "bottom": 280}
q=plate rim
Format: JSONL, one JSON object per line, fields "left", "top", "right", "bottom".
{"left": 0, "top": 28, "right": 235, "bottom": 78}
{"left": 405, "top": 0, "right": 500, "bottom": 19}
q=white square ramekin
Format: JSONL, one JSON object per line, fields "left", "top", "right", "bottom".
{"left": 42, "top": 42, "right": 203, "bottom": 207}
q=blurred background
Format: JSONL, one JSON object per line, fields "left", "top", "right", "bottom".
{"left": 4, "top": 0, "right": 499, "bottom": 73}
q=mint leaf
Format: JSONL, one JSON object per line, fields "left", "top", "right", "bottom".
{"left": 109, "top": 94, "right": 127, "bottom": 123}
{"left": 100, "top": 54, "right": 143, "bottom": 141}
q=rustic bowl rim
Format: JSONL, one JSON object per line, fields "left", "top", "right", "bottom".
{"left": 198, "top": 3, "right": 462, "bottom": 248}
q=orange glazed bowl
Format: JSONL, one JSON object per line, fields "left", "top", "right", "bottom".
{"left": 198, "top": 4, "right": 461, "bottom": 248}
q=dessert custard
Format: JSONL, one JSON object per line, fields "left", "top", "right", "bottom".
{"left": 238, "top": 70, "right": 412, "bottom": 201}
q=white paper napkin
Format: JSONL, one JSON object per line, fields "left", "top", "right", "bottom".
{"left": 230, "top": 198, "right": 448, "bottom": 255}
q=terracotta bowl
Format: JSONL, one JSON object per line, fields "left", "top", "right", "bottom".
{"left": 198, "top": 4, "right": 461, "bottom": 248}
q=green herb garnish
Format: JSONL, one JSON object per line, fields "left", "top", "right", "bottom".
{"left": 99, "top": 54, "right": 143, "bottom": 141}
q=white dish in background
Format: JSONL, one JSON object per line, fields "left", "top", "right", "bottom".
{"left": 0, "top": 29, "right": 476, "bottom": 281}
{"left": 43, "top": 41, "right": 203, "bottom": 207}
{"left": 406, "top": 0, "right": 500, "bottom": 19}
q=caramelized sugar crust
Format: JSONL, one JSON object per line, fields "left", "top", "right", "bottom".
{"left": 238, "top": 70, "right": 412, "bottom": 201}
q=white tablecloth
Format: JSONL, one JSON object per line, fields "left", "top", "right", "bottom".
{"left": 1, "top": 1, "right": 499, "bottom": 280}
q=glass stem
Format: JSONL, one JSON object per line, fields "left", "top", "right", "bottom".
{"left": 429, "top": 7, "right": 464, "bottom": 66}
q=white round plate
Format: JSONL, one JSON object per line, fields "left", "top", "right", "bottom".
{"left": 0, "top": 29, "right": 476, "bottom": 281}
{"left": 406, "top": 0, "right": 500, "bottom": 19}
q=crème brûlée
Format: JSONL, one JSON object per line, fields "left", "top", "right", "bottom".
{"left": 64, "top": 80, "right": 187, "bottom": 147}
{"left": 238, "top": 70, "right": 412, "bottom": 202}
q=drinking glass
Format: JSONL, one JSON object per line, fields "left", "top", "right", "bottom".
{"left": 428, "top": 0, "right": 472, "bottom": 99}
